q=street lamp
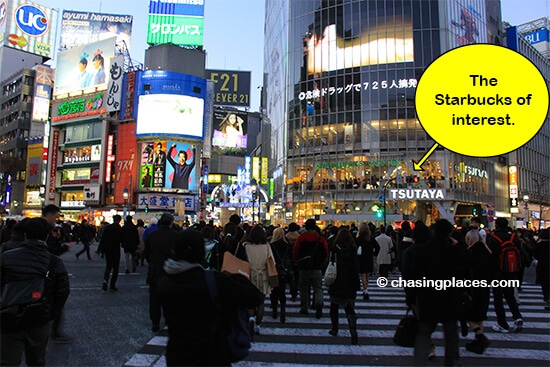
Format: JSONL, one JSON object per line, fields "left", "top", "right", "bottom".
{"left": 523, "top": 193, "right": 530, "bottom": 230}
{"left": 123, "top": 187, "right": 129, "bottom": 219}
{"left": 251, "top": 178, "right": 257, "bottom": 223}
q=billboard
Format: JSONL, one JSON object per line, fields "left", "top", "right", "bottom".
{"left": 62, "top": 144, "right": 102, "bottom": 164}
{"left": 114, "top": 122, "right": 137, "bottom": 203}
{"left": 306, "top": 13, "right": 413, "bottom": 74}
{"left": 139, "top": 140, "right": 197, "bottom": 191}
{"left": 212, "top": 109, "right": 248, "bottom": 155}
{"left": 136, "top": 94, "right": 204, "bottom": 139}
{"left": 1, "top": 0, "right": 57, "bottom": 57}
{"left": 51, "top": 91, "right": 107, "bottom": 123}
{"left": 31, "top": 65, "right": 53, "bottom": 121}
{"left": 54, "top": 37, "right": 116, "bottom": 97}
{"left": 448, "top": 0, "right": 487, "bottom": 48}
{"left": 60, "top": 10, "right": 132, "bottom": 51}
{"left": 147, "top": 0, "right": 204, "bottom": 46}
{"left": 206, "top": 69, "right": 251, "bottom": 108}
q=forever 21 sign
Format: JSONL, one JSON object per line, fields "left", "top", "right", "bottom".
{"left": 206, "top": 69, "right": 250, "bottom": 108}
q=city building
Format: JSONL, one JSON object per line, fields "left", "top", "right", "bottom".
{"left": 262, "top": 0, "right": 548, "bottom": 228}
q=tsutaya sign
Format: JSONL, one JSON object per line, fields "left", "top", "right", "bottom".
{"left": 389, "top": 188, "right": 445, "bottom": 200}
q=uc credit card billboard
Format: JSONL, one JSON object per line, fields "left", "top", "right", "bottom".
{"left": 147, "top": 0, "right": 204, "bottom": 46}
{"left": 54, "top": 37, "right": 116, "bottom": 97}
{"left": 1, "top": 0, "right": 58, "bottom": 57}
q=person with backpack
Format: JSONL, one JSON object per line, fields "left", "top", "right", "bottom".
{"left": 486, "top": 217, "right": 524, "bottom": 333}
{"left": 292, "top": 218, "right": 328, "bottom": 318}
{"left": 156, "top": 229, "right": 262, "bottom": 366}
{"left": 1, "top": 218, "right": 70, "bottom": 366}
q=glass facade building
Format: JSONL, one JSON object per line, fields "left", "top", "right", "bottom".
{"left": 263, "top": 0, "right": 521, "bottom": 227}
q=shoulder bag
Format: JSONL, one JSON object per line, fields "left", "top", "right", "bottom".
{"left": 221, "top": 243, "right": 251, "bottom": 280}
{"left": 324, "top": 251, "right": 337, "bottom": 286}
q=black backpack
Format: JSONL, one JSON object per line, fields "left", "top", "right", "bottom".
{"left": 296, "top": 235, "right": 321, "bottom": 269}
{"left": 1, "top": 254, "right": 55, "bottom": 332}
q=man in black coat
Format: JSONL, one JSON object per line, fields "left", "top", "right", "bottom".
{"left": 487, "top": 217, "right": 523, "bottom": 333}
{"left": 144, "top": 213, "right": 180, "bottom": 332}
{"left": 75, "top": 219, "right": 94, "bottom": 260}
{"left": 100, "top": 215, "right": 123, "bottom": 291}
{"left": 409, "top": 219, "right": 465, "bottom": 366}
{"left": 0, "top": 218, "right": 70, "bottom": 366}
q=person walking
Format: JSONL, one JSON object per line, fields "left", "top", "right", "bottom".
{"left": 269, "top": 227, "right": 293, "bottom": 323}
{"left": 99, "top": 215, "right": 123, "bottom": 291}
{"left": 0, "top": 218, "right": 70, "bottom": 366}
{"left": 156, "top": 229, "right": 262, "bottom": 366}
{"left": 487, "top": 217, "right": 524, "bottom": 333}
{"left": 144, "top": 213, "right": 179, "bottom": 332}
{"left": 327, "top": 227, "right": 361, "bottom": 345}
{"left": 136, "top": 219, "right": 146, "bottom": 266}
{"left": 533, "top": 228, "right": 549, "bottom": 310}
{"left": 244, "top": 224, "right": 274, "bottom": 335}
{"left": 410, "top": 219, "right": 465, "bottom": 366}
{"left": 375, "top": 226, "right": 394, "bottom": 279}
{"left": 293, "top": 218, "right": 328, "bottom": 318}
{"left": 285, "top": 222, "right": 301, "bottom": 301}
{"left": 75, "top": 219, "right": 94, "bottom": 261}
{"left": 122, "top": 216, "right": 140, "bottom": 274}
{"left": 355, "top": 223, "right": 380, "bottom": 300}
{"left": 462, "top": 228, "right": 493, "bottom": 354}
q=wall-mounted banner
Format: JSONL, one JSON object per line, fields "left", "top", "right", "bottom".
{"left": 52, "top": 92, "right": 107, "bottom": 123}
{"left": 147, "top": 0, "right": 204, "bottom": 46}
{"left": 137, "top": 193, "right": 196, "bottom": 211}
{"left": 206, "top": 70, "right": 251, "bottom": 108}
{"left": 106, "top": 55, "right": 124, "bottom": 112}
{"left": 388, "top": 188, "right": 445, "bottom": 200}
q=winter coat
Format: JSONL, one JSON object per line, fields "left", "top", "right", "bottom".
{"left": 534, "top": 238, "right": 550, "bottom": 285}
{"left": 327, "top": 244, "right": 361, "bottom": 300}
{"left": 292, "top": 231, "right": 329, "bottom": 270}
{"left": 0, "top": 239, "right": 70, "bottom": 332}
{"left": 376, "top": 233, "right": 394, "bottom": 265}
{"left": 144, "top": 225, "right": 180, "bottom": 284}
{"left": 122, "top": 222, "right": 140, "bottom": 254}
{"left": 409, "top": 238, "right": 465, "bottom": 322}
{"left": 157, "top": 259, "right": 262, "bottom": 366}
{"left": 100, "top": 223, "right": 123, "bottom": 254}
{"left": 244, "top": 242, "right": 273, "bottom": 295}
{"left": 464, "top": 241, "right": 494, "bottom": 321}
{"left": 355, "top": 234, "right": 380, "bottom": 274}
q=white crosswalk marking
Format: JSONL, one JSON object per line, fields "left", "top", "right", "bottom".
{"left": 124, "top": 279, "right": 550, "bottom": 367}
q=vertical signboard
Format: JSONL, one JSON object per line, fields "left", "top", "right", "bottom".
{"left": 261, "top": 157, "right": 269, "bottom": 185}
{"left": 115, "top": 122, "right": 137, "bottom": 203}
{"left": 509, "top": 165, "right": 519, "bottom": 208}
{"left": 106, "top": 54, "right": 124, "bottom": 112}
{"left": 123, "top": 71, "right": 136, "bottom": 119}
{"left": 31, "top": 65, "right": 54, "bottom": 122}
{"left": 140, "top": 141, "right": 167, "bottom": 189}
{"left": 252, "top": 156, "right": 260, "bottom": 181}
{"left": 202, "top": 79, "right": 214, "bottom": 158}
{"left": 48, "top": 130, "right": 59, "bottom": 201}
{"left": 147, "top": 0, "right": 204, "bottom": 46}
{"left": 2, "top": 0, "right": 58, "bottom": 57}
{"left": 60, "top": 10, "right": 133, "bottom": 50}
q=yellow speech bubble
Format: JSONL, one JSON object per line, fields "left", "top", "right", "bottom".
{"left": 415, "top": 44, "right": 548, "bottom": 157}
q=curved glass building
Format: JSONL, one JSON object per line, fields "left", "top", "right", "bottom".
{"left": 263, "top": 0, "right": 548, "bottom": 228}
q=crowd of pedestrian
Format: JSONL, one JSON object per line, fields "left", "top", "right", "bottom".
{"left": 1, "top": 209, "right": 548, "bottom": 366}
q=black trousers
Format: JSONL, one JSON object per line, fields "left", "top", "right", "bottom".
{"left": 104, "top": 251, "right": 121, "bottom": 288}
{"left": 149, "top": 282, "right": 162, "bottom": 327}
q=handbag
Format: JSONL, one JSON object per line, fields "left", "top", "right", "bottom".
{"left": 221, "top": 243, "right": 251, "bottom": 280}
{"left": 266, "top": 246, "right": 279, "bottom": 288}
{"left": 393, "top": 307, "right": 418, "bottom": 347}
{"left": 324, "top": 251, "right": 337, "bottom": 286}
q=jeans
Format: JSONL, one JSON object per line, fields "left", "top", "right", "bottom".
{"left": 492, "top": 274, "right": 522, "bottom": 329}
{"left": 298, "top": 269, "right": 323, "bottom": 310}
{"left": 414, "top": 320, "right": 458, "bottom": 366}
{"left": 1, "top": 322, "right": 51, "bottom": 366}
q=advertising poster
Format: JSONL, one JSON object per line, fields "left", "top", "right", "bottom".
{"left": 448, "top": 0, "right": 487, "bottom": 48}
{"left": 60, "top": 10, "right": 133, "bottom": 51}
{"left": 212, "top": 109, "right": 248, "bottom": 155}
{"left": 140, "top": 141, "right": 166, "bottom": 188}
{"left": 206, "top": 69, "right": 251, "bottom": 108}
{"left": 54, "top": 37, "right": 116, "bottom": 97}
{"left": 2, "top": 0, "right": 57, "bottom": 57}
{"left": 165, "top": 142, "right": 196, "bottom": 191}
{"left": 147, "top": 0, "right": 204, "bottom": 46}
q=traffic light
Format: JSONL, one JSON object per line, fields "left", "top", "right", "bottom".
{"left": 376, "top": 208, "right": 384, "bottom": 218}
{"left": 413, "top": 176, "right": 419, "bottom": 183}
{"left": 144, "top": 204, "right": 149, "bottom": 213}
{"left": 472, "top": 207, "right": 477, "bottom": 216}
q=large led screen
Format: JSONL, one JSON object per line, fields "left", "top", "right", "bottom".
{"left": 306, "top": 15, "right": 413, "bottom": 74}
{"left": 1, "top": 0, "right": 57, "bottom": 57}
{"left": 212, "top": 109, "right": 248, "bottom": 154}
{"left": 60, "top": 10, "right": 133, "bottom": 51}
{"left": 54, "top": 37, "right": 116, "bottom": 97}
{"left": 136, "top": 94, "right": 204, "bottom": 139}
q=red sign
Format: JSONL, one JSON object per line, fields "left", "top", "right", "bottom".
{"left": 124, "top": 71, "right": 135, "bottom": 120}
{"left": 105, "top": 135, "right": 115, "bottom": 183}
{"left": 42, "top": 147, "right": 49, "bottom": 161}
{"left": 48, "top": 130, "right": 59, "bottom": 200}
{"left": 114, "top": 123, "right": 137, "bottom": 204}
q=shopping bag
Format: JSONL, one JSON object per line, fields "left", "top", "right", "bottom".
{"left": 267, "top": 255, "right": 279, "bottom": 288}
{"left": 393, "top": 307, "right": 418, "bottom": 347}
{"left": 324, "top": 251, "right": 337, "bottom": 286}
{"left": 221, "top": 251, "right": 251, "bottom": 280}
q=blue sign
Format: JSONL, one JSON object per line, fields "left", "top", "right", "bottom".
{"left": 524, "top": 29, "right": 549, "bottom": 45}
{"left": 149, "top": 0, "right": 205, "bottom": 17}
{"left": 379, "top": 195, "right": 385, "bottom": 202}
{"left": 15, "top": 4, "right": 48, "bottom": 36}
